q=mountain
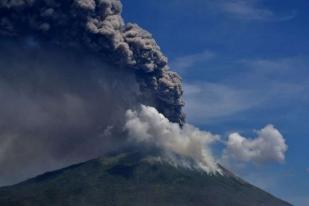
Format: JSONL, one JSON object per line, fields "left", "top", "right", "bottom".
{"left": 0, "top": 152, "right": 292, "bottom": 206}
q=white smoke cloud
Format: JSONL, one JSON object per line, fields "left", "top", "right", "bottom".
{"left": 222, "top": 124, "right": 288, "bottom": 164}
{"left": 0, "top": 0, "right": 291, "bottom": 188}
{"left": 124, "top": 105, "right": 221, "bottom": 174}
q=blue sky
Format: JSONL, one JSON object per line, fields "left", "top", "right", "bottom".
{"left": 122, "top": 0, "right": 309, "bottom": 205}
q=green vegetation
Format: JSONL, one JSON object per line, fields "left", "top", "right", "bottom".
{"left": 0, "top": 152, "right": 292, "bottom": 206}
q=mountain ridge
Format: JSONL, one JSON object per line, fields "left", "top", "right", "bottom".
{"left": 0, "top": 152, "right": 292, "bottom": 206}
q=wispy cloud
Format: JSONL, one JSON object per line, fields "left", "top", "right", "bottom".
{"left": 183, "top": 56, "right": 308, "bottom": 124}
{"left": 158, "top": 0, "right": 296, "bottom": 22}
{"left": 217, "top": 0, "right": 296, "bottom": 21}
{"left": 240, "top": 57, "right": 308, "bottom": 74}
{"left": 170, "top": 50, "right": 215, "bottom": 73}
{"left": 238, "top": 57, "right": 309, "bottom": 94}
{"left": 184, "top": 82, "right": 263, "bottom": 123}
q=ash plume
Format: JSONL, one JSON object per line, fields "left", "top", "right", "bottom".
{"left": 0, "top": 0, "right": 184, "bottom": 125}
{"left": 0, "top": 41, "right": 141, "bottom": 185}
{"left": 125, "top": 105, "right": 221, "bottom": 174}
{"left": 0, "top": 0, "right": 288, "bottom": 186}
{"left": 0, "top": 0, "right": 185, "bottom": 186}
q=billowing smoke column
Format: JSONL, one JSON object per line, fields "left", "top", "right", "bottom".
{"left": 0, "top": 0, "right": 288, "bottom": 186}
{"left": 125, "top": 105, "right": 220, "bottom": 174}
{"left": 0, "top": 0, "right": 184, "bottom": 125}
{"left": 0, "top": 0, "right": 185, "bottom": 186}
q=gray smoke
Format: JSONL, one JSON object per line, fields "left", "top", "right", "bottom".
{"left": 0, "top": 40, "right": 142, "bottom": 185}
{"left": 0, "top": 0, "right": 184, "bottom": 186}
{"left": 0, "top": 0, "right": 184, "bottom": 124}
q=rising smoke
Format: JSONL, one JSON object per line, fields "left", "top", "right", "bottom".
{"left": 0, "top": 0, "right": 184, "bottom": 185}
{"left": 0, "top": 40, "right": 145, "bottom": 184}
{"left": 0, "top": 0, "right": 288, "bottom": 186}
{"left": 0, "top": 0, "right": 184, "bottom": 125}
{"left": 125, "top": 105, "right": 220, "bottom": 174}
{"left": 222, "top": 124, "right": 288, "bottom": 165}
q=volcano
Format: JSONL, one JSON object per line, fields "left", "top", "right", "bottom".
{"left": 0, "top": 152, "right": 292, "bottom": 206}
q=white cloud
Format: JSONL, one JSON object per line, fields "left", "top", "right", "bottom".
{"left": 124, "top": 106, "right": 288, "bottom": 175}
{"left": 154, "top": 0, "right": 296, "bottom": 22}
{"left": 222, "top": 0, "right": 272, "bottom": 20}
{"left": 222, "top": 124, "right": 288, "bottom": 164}
{"left": 124, "top": 105, "right": 221, "bottom": 174}
{"left": 218, "top": 0, "right": 296, "bottom": 21}
{"left": 240, "top": 57, "right": 308, "bottom": 75}
{"left": 170, "top": 50, "right": 215, "bottom": 73}
{"left": 184, "top": 82, "right": 263, "bottom": 123}
{"left": 182, "top": 56, "right": 308, "bottom": 124}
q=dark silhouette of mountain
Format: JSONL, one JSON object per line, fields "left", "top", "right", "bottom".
{"left": 0, "top": 152, "right": 292, "bottom": 206}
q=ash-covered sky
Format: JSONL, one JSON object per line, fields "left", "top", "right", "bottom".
{"left": 122, "top": 0, "right": 309, "bottom": 205}
{"left": 0, "top": 0, "right": 307, "bottom": 205}
{"left": 0, "top": 0, "right": 186, "bottom": 186}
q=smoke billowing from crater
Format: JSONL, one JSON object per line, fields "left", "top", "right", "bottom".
{"left": 0, "top": 0, "right": 184, "bottom": 124}
{"left": 125, "top": 105, "right": 221, "bottom": 174}
{"left": 0, "top": 0, "right": 185, "bottom": 185}
{"left": 0, "top": 0, "right": 288, "bottom": 186}
{"left": 0, "top": 40, "right": 142, "bottom": 185}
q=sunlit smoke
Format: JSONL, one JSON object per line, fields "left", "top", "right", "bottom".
{"left": 125, "top": 105, "right": 221, "bottom": 174}
{"left": 222, "top": 124, "right": 288, "bottom": 165}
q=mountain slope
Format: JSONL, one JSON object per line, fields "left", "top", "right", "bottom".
{"left": 0, "top": 152, "right": 292, "bottom": 206}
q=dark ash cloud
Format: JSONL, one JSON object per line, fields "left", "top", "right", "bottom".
{"left": 0, "top": 0, "right": 184, "bottom": 186}
{"left": 0, "top": 0, "right": 184, "bottom": 124}
{"left": 0, "top": 41, "right": 140, "bottom": 185}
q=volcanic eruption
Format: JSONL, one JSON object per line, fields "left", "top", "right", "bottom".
{"left": 0, "top": 0, "right": 190, "bottom": 186}
{"left": 0, "top": 1, "right": 293, "bottom": 206}
{"left": 0, "top": 0, "right": 288, "bottom": 195}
